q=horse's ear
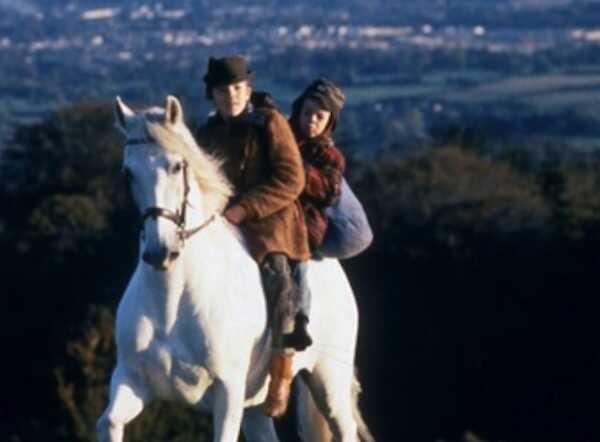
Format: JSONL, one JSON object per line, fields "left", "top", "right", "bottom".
{"left": 165, "top": 95, "right": 184, "bottom": 126}
{"left": 114, "top": 96, "right": 134, "bottom": 134}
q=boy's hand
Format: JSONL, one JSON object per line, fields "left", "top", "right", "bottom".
{"left": 224, "top": 205, "right": 247, "bottom": 225}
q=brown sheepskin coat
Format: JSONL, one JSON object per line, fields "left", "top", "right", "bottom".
{"left": 195, "top": 101, "right": 310, "bottom": 264}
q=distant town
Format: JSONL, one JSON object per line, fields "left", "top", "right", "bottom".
{"left": 5, "top": 2, "right": 600, "bottom": 65}
{"left": 3, "top": 0, "right": 600, "bottom": 152}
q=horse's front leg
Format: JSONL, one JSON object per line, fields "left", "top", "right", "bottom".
{"left": 97, "top": 366, "right": 147, "bottom": 442}
{"left": 212, "top": 377, "right": 246, "bottom": 442}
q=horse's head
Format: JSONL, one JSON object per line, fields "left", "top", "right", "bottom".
{"left": 114, "top": 95, "right": 221, "bottom": 271}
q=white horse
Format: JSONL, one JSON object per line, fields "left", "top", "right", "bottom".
{"left": 97, "top": 95, "right": 374, "bottom": 442}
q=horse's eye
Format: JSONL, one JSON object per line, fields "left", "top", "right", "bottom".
{"left": 172, "top": 162, "right": 183, "bottom": 174}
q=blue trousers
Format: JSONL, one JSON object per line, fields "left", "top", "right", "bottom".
{"left": 292, "top": 260, "right": 310, "bottom": 317}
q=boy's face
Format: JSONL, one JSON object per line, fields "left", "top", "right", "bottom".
{"left": 299, "top": 97, "right": 332, "bottom": 139}
{"left": 212, "top": 80, "right": 252, "bottom": 119}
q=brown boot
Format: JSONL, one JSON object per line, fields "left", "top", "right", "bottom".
{"left": 263, "top": 353, "right": 293, "bottom": 417}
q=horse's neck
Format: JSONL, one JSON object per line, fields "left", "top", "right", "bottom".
{"left": 137, "top": 190, "right": 243, "bottom": 332}
{"left": 182, "top": 186, "right": 242, "bottom": 277}
{"left": 181, "top": 215, "right": 247, "bottom": 295}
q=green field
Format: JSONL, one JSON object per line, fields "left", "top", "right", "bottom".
{"left": 344, "top": 84, "right": 445, "bottom": 104}
{"left": 332, "top": 72, "right": 600, "bottom": 117}
{"left": 440, "top": 74, "right": 600, "bottom": 108}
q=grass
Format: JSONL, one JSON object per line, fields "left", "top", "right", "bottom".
{"left": 442, "top": 73, "right": 600, "bottom": 106}
{"left": 526, "top": 88, "right": 600, "bottom": 110}
{"left": 344, "top": 84, "right": 444, "bottom": 104}
{"left": 423, "top": 69, "right": 503, "bottom": 85}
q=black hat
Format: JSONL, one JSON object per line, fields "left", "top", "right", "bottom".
{"left": 203, "top": 55, "right": 255, "bottom": 98}
{"left": 298, "top": 78, "right": 346, "bottom": 116}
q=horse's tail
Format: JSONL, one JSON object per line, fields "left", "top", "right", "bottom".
{"left": 295, "top": 372, "right": 375, "bottom": 442}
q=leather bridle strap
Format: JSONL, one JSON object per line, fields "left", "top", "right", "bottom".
{"left": 125, "top": 135, "right": 217, "bottom": 242}
{"left": 180, "top": 214, "right": 216, "bottom": 241}
{"left": 175, "top": 161, "right": 217, "bottom": 240}
{"left": 179, "top": 160, "right": 191, "bottom": 230}
{"left": 139, "top": 160, "right": 216, "bottom": 241}
{"left": 142, "top": 206, "right": 183, "bottom": 226}
{"left": 141, "top": 160, "right": 190, "bottom": 229}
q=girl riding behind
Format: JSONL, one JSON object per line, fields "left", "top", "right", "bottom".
{"left": 290, "top": 78, "right": 347, "bottom": 254}
{"left": 287, "top": 79, "right": 373, "bottom": 344}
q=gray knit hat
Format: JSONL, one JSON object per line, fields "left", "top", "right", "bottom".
{"left": 299, "top": 78, "right": 346, "bottom": 116}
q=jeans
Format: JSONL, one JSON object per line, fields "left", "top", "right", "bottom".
{"left": 292, "top": 260, "right": 310, "bottom": 317}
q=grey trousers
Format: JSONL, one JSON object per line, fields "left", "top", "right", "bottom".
{"left": 260, "top": 253, "right": 309, "bottom": 355}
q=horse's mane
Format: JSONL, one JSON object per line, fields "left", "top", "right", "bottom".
{"left": 144, "top": 117, "right": 233, "bottom": 215}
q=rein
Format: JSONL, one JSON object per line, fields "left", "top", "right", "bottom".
{"left": 126, "top": 136, "right": 216, "bottom": 243}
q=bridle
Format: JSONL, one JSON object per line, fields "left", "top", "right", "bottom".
{"left": 126, "top": 136, "right": 216, "bottom": 243}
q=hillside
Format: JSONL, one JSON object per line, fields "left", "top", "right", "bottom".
{"left": 3, "top": 103, "right": 600, "bottom": 441}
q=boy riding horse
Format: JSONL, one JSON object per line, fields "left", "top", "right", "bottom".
{"left": 195, "top": 55, "right": 311, "bottom": 418}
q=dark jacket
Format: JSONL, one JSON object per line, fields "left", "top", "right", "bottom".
{"left": 195, "top": 93, "right": 310, "bottom": 263}
{"left": 297, "top": 135, "right": 346, "bottom": 251}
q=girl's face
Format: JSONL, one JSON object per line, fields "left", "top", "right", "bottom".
{"left": 298, "top": 98, "right": 332, "bottom": 139}
{"left": 212, "top": 80, "right": 252, "bottom": 119}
